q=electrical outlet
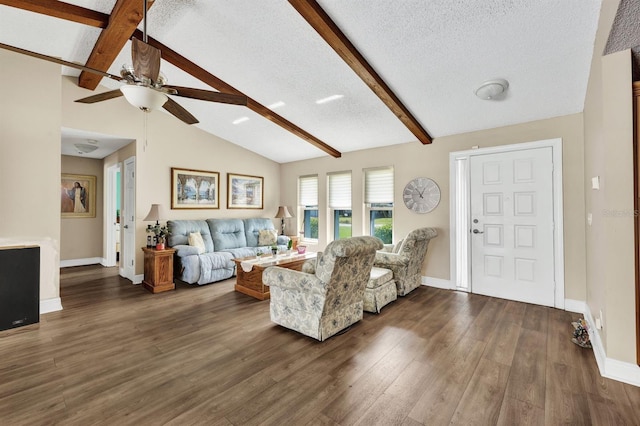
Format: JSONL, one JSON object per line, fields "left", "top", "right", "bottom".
{"left": 599, "top": 309, "right": 604, "bottom": 329}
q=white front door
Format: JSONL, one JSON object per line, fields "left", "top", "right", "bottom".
{"left": 470, "top": 147, "right": 555, "bottom": 306}
{"left": 122, "top": 157, "right": 136, "bottom": 281}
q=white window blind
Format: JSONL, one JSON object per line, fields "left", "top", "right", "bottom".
{"left": 328, "top": 172, "right": 351, "bottom": 209}
{"left": 299, "top": 175, "right": 318, "bottom": 206}
{"left": 364, "top": 167, "right": 394, "bottom": 204}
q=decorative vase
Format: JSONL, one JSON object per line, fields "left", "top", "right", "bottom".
{"left": 156, "top": 242, "right": 165, "bottom": 250}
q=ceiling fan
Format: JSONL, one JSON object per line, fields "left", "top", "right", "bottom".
{"left": 0, "top": 0, "right": 246, "bottom": 125}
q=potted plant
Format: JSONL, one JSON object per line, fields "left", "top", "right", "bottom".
{"left": 147, "top": 223, "right": 168, "bottom": 250}
{"left": 287, "top": 238, "right": 293, "bottom": 254}
{"left": 271, "top": 243, "right": 278, "bottom": 256}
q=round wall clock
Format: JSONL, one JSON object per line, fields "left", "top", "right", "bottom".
{"left": 403, "top": 177, "right": 440, "bottom": 214}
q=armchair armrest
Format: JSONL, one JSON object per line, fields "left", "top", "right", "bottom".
{"left": 374, "top": 251, "right": 409, "bottom": 267}
{"left": 263, "top": 266, "right": 325, "bottom": 296}
{"left": 380, "top": 244, "right": 394, "bottom": 253}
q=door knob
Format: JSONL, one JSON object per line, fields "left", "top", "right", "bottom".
{"left": 472, "top": 229, "right": 483, "bottom": 234}
{"left": 124, "top": 225, "right": 129, "bottom": 229}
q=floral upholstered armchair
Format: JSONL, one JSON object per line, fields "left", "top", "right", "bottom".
{"left": 263, "top": 236, "right": 383, "bottom": 341}
{"left": 374, "top": 227, "right": 437, "bottom": 296}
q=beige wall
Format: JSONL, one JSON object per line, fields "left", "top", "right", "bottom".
{"left": 280, "top": 112, "right": 586, "bottom": 300}
{"left": 0, "top": 50, "right": 61, "bottom": 301}
{"left": 61, "top": 155, "right": 104, "bottom": 261}
{"left": 583, "top": 0, "right": 636, "bottom": 364}
{"left": 60, "top": 77, "right": 281, "bottom": 276}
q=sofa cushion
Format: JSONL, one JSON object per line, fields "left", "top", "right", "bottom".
{"left": 258, "top": 229, "right": 277, "bottom": 246}
{"left": 188, "top": 232, "right": 206, "bottom": 254}
{"left": 167, "top": 220, "right": 214, "bottom": 253}
{"left": 220, "top": 247, "right": 259, "bottom": 259}
{"left": 207, "top": 219, "right": 247, "bottom": 250}
{"left": 243, "top": 218, "right": 277, "bottom": 247}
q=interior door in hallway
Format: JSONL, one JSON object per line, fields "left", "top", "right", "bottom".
{"left": 122, "top": 157, "right": 135, "bottom": 281}
{"left": 470, "top": 147, "right": 555, "bottom": 306}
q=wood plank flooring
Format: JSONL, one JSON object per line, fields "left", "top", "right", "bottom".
{"left": 0, "top": 265, "right": 638, "bottom": 425}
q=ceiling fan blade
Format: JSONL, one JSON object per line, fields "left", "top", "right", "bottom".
{"left": 165, "top": 86, "right": 247, "bottom": 106}
{"left": 75, "top": 89, "right": 124, "bottom": 104}
{"left": 163, "top": 97, "right": 199, "bottom": 125}
{"left": 132, "top": 38, "right": 161, "bottom": 82}
{"left": 0, "top": 42, "right": 123, "bottom": 82}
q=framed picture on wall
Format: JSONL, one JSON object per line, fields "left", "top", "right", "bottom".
{"left": 61, "top": 174, "right": 96, "bottom": 218}
{"left": 171, "top": 167, "right": 220, "bottom": 209}
{"left": 227, "top": 173, "right": 264, "bottom": 209}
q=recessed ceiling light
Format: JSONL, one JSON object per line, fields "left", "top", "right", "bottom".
{"left": 268, "top": 101, "right": 286, "bottom": 109}
{"left": 315, "top": 94, "right": 344, "bottom": 104}
{"left": 232, "top": 117, "right": 250, "bottom": 125}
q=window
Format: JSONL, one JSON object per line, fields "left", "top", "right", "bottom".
{"left": 298, "top": 175, "right": 318, "bottom": 240}
{"left": 364, "top": 167, "right": 394, "bottom": 244}
{"left": 328, "top": 172, "right": 352, "bottom": 239}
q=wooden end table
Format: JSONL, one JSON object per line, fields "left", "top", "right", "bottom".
{"left": 141, "top": 247, "right": 176, "bottom": 293}
{"left": 233, "top": 252, "right": 316, "bottom": 300}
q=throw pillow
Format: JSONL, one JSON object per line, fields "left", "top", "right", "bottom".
{"left": 188, "top": 232, "right": 206, "bottom": 254}
{"left": 258, "top": 229, "right": 277, "bottom": 246}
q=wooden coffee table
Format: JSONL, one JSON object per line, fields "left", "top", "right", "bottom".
{"left": 233, "top": 252, "right": 316, "bottom": 300}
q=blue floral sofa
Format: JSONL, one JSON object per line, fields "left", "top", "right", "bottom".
{"left": 167, "top": 218, "right": 289, "bottom": 285}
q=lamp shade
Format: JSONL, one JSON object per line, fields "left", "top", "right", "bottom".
{"left": 274, "top": 206, "right": 293, "bottom": 219}
{"left": 120, "top": 85, "right": 168, "bottom": 112}
{"left": 143, "top": 204, "right": 164, "bottom": 223}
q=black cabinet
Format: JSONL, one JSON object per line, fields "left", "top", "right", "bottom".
{"left": 0, "top": 246, "right": 40, "bottom": 331}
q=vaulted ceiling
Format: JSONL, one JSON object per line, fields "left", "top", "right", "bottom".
{"left": 1, "top": 0, "right": 602, "bottom": 163}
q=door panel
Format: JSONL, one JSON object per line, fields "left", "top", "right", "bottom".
{"left": 470, "top": 147, "right": 555, "bottom": 306}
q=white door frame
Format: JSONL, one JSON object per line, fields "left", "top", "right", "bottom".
{"left": 104, "top": 163, "right": 121, "bottom": 267}
{"left": 449, "top": 138, "right": 565, "bottom": 309}
{"left": 122, "top": 156, "right": 136, "bottom": 281}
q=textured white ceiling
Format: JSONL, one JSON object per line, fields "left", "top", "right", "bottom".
{"left": 0, "top": 0, "right": 602, "bottom": 163}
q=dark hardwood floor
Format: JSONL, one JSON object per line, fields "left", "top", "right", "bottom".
{"left": 1, "top": 265, "right": 638, "bottom": 425}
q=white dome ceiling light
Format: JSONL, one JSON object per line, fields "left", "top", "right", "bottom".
{"left": 74, "top": 139, "right": 99, "bottom": 155}
{"left": 475, "top": 79, "right": 509, "bottom": 100}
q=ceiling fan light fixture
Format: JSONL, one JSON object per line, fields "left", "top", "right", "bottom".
{"left": 475, "top": 79, "right": 509, "bottom": 100}
{"left": 120, "top": 85, "right": 168, "bottom": 112}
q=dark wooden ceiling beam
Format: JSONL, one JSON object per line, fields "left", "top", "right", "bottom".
{"left": 78, "top": 0, "right": 155, "bottom": 90}
{"left": 136, "top": 30, "right": 341, "bottom": 158}
{"left": 2, "top": 0, "right": 341, "bottom": 157}
{"left": 289, "top": 0, "right": 433, "bottom": 145}
{"left": 0, "top": 0, "right": 109, "bottom": 27}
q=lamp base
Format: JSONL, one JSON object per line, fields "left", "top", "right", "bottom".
{"left": 280, "top": 219, "right": 286, "bottom": 236}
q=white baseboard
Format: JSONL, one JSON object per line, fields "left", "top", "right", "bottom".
{"left": 564, "top": 299, "right": 587, "bottom": 314}
{"left": 40, "top": 297, "right": 62, "bottom": 314}
{"left": 60, "top": 257, "right": 103, "bottom": 268}
{"left": 422, "top": 276, "right": 454, "bottom": 290}
{"left": 583, "top": 308, "right": 640, "bottom": 387}
{"left": 132, "top": 274, "right": 143, "bottom": 285}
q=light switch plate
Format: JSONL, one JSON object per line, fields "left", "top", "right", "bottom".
{"left": 587, "top": 213, "right": 592, "bottom": 226}
{"left": 592, "top": 176, "right": 600, "bottom": 190}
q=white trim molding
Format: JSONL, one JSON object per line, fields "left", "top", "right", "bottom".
{"left": 132, "top": 274, "right": 143, "bottom": 285}
{"left": 60, "top": 257, "right": 103, "bottom": 268}
{"left": 40, "top": 297, "right": 62, "bottom": 314}
{"left": 564, "top": 299, "right": 587, "bottom": 314}
{"left": 422, "top": 276, "right": 454, "bottom": 290}
{"left": 583, "top": 308, "right": 640, "bottom": 387}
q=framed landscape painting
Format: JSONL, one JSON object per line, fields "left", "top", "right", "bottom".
{"left": 61, "top": 174, "right": 96, "bottom": 218}
{"left": 171, "top": 168, "right": 220, "bottom": 209}
{"left": 227, "top": 173, "right": 263, "bottom": 209}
